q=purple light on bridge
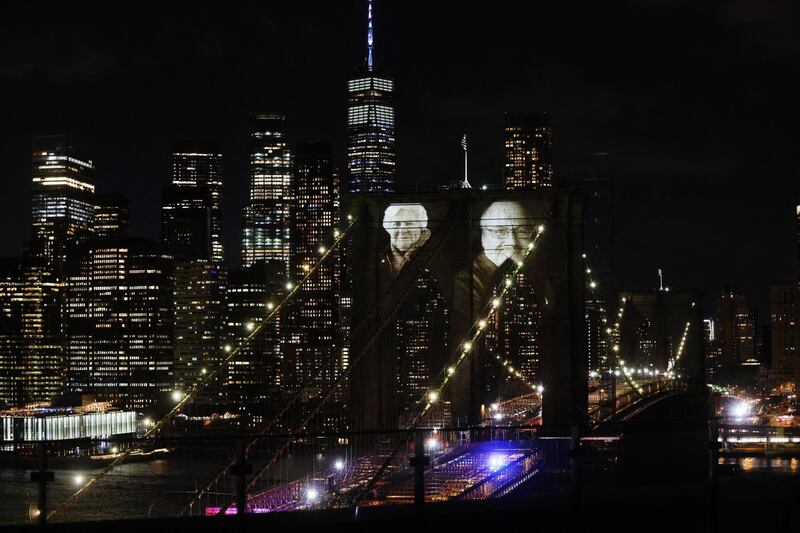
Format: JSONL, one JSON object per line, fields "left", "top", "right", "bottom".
{"left": 487, "top": 452, "right": 507, "bottom": 471}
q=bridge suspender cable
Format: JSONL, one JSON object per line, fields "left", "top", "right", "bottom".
{"left": 354, "top": 223, "right": 547, "bottom": 505}
{"left": 210, "top": 207, "right": 465, "bottom": 514}
{"left": 47, "top": 217, "right": 358, "bottom": 522}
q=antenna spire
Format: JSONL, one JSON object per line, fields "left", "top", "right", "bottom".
{"left": 366, "top": 0, "right": 375, "bottom": 70}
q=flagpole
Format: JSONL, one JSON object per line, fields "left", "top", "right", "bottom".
{"left": 461, "top": 133, "right": 469, "bottom": 188}
{"left": 464, "top": 143, "right": 468, "bottom": 185}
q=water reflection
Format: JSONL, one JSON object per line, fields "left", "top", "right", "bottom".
{"left": 719, "top": 456, "right": 800, "bottom": 474}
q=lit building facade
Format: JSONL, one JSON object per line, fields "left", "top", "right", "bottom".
{"left": 499, "top": 274, "right": 541, "bottom": 386}
{"left": 223, "top": 261, "right": 285, "bottom": 427}
{"left": 173, "top": 261, "right": 226, "bottom": 405}
{"left": 161, "top": 184, "right": 212, "bottom": 261}
{"left": 346, "top": 0, "right": 396, "bottom": 193}
{"left": 64, "top": 238, "right": 173, "bottom": 410}
{"left": 770, "top": 282, "right": 798, "bottom": 382}
{"left": 286, "top": 143, "right": 341, "bottom": 413}
{"left": 242, "top": 114, "right": 292, "bottom": 270}
{"left": 93, "top": 193, "right": 129, "bottom": 239}
{"left": 171, "top": 142, "right": 224, "bottom": 262}
{"left": 715, "top": 288, "right": 755, "bottom": 367}
{"left": 395, "top": 270, "right": 448, "bottom": 428}
{"left": 503, "top": 112, "right": 553, "bottom": 189}
{"left": 0, "top": 260, "right": 62, "bottom": 407}
{"left": 31, "top": 135, "right": 95, "bottom": 279}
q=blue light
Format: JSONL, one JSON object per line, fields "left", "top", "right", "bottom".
{"left": 487, "top": 452, "right": 507, "bottom": 471}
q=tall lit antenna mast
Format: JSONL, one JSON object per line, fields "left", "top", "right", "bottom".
{"left": 366, "top": 0, "right": 375, "bottom": 71}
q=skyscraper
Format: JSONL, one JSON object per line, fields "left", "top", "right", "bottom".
{"left": 31, "top": 135, "right": 95, "bottom": 279}
{"left": 173, "top": 262, "right": 226, "bottom": 405}
{"left": 286, "top": 142, "right": 343, "bottom": 429}
{"left": 715, "top": 288, "right": 755, "bottom": 367}
{"left": 499, "top": 274, "right": 541, "bottom": 385}
{"left": 346, "top": 0, "right": 396, "bottom": 193}
{"left": 395, "top": 270, "right": 449, "bottom": 428}
{"left": 64, "top": 237, "right": 173, "bottom": 409}
{"left": 161, "top": 184, "right": 213, "bottom": 261}
{"left": 223, "top": 261, "right": 285, "bottom": 428}
{"left": 242, "top": 114, "right": 292, "bottom": 270}
{"left": 770, "top": 282, "right": 798, "bottom": 386}
{"left": 171, "top": 143, "right": 224, "bottom": 262}
{"left": 503, "top": 113, "right": 553, "bottom": 189}
{"left": 796, "top": 203, "right": 800, "bottom": 282}
{"left": 93, "top": 193, "right": 129, "bottom": 239}
{"left": 0, "top": 259, "right": 24, "bottom": 407}
{"left": 0, "top": 259, "right": 61, "bottom": 407}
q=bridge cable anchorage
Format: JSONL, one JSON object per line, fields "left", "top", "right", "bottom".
{"left": 48, "top": 217, "right": 358, "bottom": 522}
{"left": 352, "top": 222, "right": 548, "bottom": 506}
{"left": 210, "top": 205, "right": 465, "bottom": 514}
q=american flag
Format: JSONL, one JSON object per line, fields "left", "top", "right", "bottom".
{"left": 461, "top": 133, "right": 467, "bottom": 152}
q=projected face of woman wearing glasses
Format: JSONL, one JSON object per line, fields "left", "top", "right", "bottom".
{"left": 479, "top": 201, "right": 533, "bottom": 267}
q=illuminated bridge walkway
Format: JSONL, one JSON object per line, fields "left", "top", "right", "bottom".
{"left": 207, "top": 438, "right": 544, "bottom": 515}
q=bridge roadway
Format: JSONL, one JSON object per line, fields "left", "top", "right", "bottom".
{"left": 202, "top": 380, "right": 682, "bottom": 515}
{"left": 206, "top": 440, "right": 541, "bottom": 515}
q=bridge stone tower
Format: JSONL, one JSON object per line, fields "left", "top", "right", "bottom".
{"left": 345, "top": 188, "right": 586, "bottom": 432}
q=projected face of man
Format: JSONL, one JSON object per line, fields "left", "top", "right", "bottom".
{"left": 383, "top": 204, "right": 428, "bottom": 254}
{"left": 480, "top": 201, "right": 533, "bottom": 267}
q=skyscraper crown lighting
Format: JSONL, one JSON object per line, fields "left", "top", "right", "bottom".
{"left": 346, "top": 0, "right": 396, "bottom": 193}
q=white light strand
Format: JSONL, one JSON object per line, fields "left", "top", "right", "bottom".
{"left": 667, "top": 321, "right": 691, "bottom": 374}
{"left": 48, "top": 217, "right": 358, "bottom": 521}
{"left": 418, "top": 224, "right": 546, "bottom": 418}
{"left": 583, "top": 253, "right": 645, "bottom": 396}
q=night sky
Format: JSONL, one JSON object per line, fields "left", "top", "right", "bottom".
{"left": 1, "top": 1, "right": 799, "bottom": 319}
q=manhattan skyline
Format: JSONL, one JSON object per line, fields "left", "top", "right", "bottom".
{"left": 1, "top": 1, "right": 799, "bottom": 318}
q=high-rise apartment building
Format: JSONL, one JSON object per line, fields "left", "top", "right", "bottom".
{"left": 161, "top": 184, "right": 213, "bottom": 261}
{"left": 242, "top": 114, "right": 292, "bottom": 270}
{"left": 346, "top": 0, "right": 396, "bottom": 193}
{"left": 171, "top": 143, "right": 224, "bottom": 262}
{"left": 503, "top": 113, "right": 553, "bottom": 189}
{"left": 31, "top": 135, "right": 95, "bottom": 279}
{"left": 64, "top": 238, "right": 173, "bottom": 410}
